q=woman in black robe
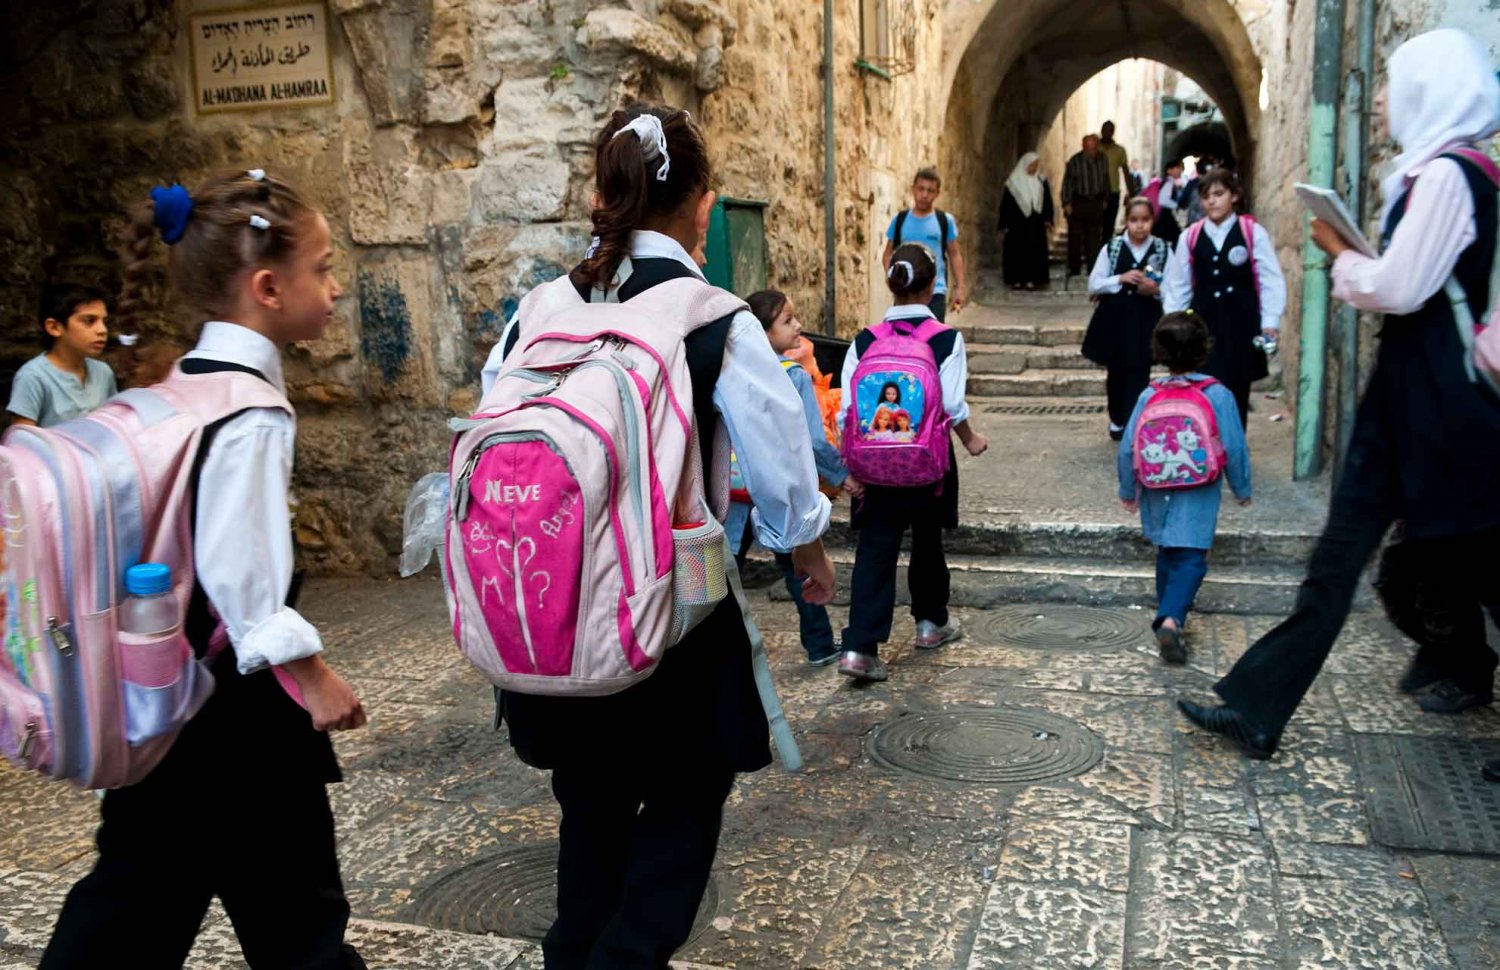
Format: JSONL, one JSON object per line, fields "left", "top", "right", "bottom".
{"left": 999, "top": 152, "right": 1054, "bottom": 289}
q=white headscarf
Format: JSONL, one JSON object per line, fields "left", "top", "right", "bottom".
{"left": 1380, "top": 28, "right": 1500, "bottom": 221}
{"left": 1005, "top": 152, "right": 1046, "bottom": 218}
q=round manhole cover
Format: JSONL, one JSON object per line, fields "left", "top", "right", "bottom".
{"left": 408, "top": 843, "right": 720, "bottom": 943}
{"left": 870, "top": 709, "right": 1104, "bottom": 785}
{"left": 974, "top": 605, "right": 1147, "bottom": 651}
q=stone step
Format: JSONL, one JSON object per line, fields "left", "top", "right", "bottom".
{"left": 816, "top": 517, "right": 1320, "bottom": 568}
{"left": 969, "top": 369, "right": 1105, "bottom": 397}
{"left": 961, "top": 321, "right": 1087, "bottom": 347}
{"left": 764, "top": 550, "right": 1363, "bottom": 616}
{"left": 969, "top": 344, "right": 1095, "bottom": 374}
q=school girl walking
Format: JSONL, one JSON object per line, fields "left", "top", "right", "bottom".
{"left": 837, "top": 243, "right": 988, "bottom": 682}
{"left": 1161, "top": 169, "right": 1287, "bottom": 425}
{"left": 482, "top": 103, "right": 835, "bottom": 967}
{"left": 1083, "top": 197, "right": 1170, "bottom": 440}
{"left": 1118, "top": 312, "right": 1252, "bottom": 662}
{"left": 40, "top": 171, "right": 368, "bottom": 968}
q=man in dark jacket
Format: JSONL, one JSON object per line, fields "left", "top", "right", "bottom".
{"left": 1061, "top": 134, "right": 1110, "bottom": 276}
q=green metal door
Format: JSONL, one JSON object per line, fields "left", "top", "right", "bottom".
{"left": 703, "top": 197, "right": 768, "bottom": 295}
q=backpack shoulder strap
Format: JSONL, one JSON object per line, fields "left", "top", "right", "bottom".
{"left": 1184, "top": 219, "right": 1205, "bottom": 268}
{"left": 620, "top": 277, "right": 748, "bottom": 337}
{"left": 156, "top": 361, "right": 291, "bottom": 425}
{"left": 1108, "top": 235, "right": 1124, "bottom": 266}
{"left": 938, "top": 209, "right": 951, "bottom": 254}
{"left": 893, "top": 209, "right": 909, "bottom": 246}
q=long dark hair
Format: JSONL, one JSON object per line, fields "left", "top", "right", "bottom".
{"left": 571, "top": 103, "right": 713, "bottom": 291}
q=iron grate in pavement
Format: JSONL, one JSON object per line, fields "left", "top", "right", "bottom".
{"left": 1354, "top": 734, "right": 1500, "bottom": 855}
{"left": 870, "top": 709, "right": 1103, "bottom": 785}
{"left": 983, "top": 403, "right": 1106, "bottom": 415}
{"left": 408, "top": 843, "right": 720, "bottom": 942}
{"left": 974, "top": 605, "right": 1150, "bottom": 651}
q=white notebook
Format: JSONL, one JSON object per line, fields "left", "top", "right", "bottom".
{"left": 1294, "top": 183, "right": 1378, "bottom": 258}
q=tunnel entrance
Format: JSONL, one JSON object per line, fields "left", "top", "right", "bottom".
{"left": 937, "top": 0, "right": 1262, "bottom": 261}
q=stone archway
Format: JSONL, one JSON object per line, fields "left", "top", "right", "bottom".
{"left": 936, "top": 0, "right": 1263, "bottom": 259}
{"left": 1166, "top": 120, "right": 1237, "bottom": 170}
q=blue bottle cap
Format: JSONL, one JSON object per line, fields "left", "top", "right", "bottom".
{"left": 125, "top": 563, "right": 172, "bottom": 597}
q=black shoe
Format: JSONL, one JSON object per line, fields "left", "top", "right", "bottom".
{"left": 1399, "top": 660, "right": 1446, "bottom": 695}
{"left": 1176, "top": 699, "right": 1277, "bottom": 760}
{"left": 1483, "top": 759, "right": 1500, "bottom": 783}
{"left": 1156, "top": 623, "right": 1187, "bottom": 664}
{"left": 1109, "top": 428, "right": 1124, "bottom": 442}
{"left": 1418, "top": 680, "right": 1494, "bottom": 715}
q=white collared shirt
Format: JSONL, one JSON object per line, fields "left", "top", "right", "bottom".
{"left": 839, "top": 304, "right": 972, "bottom": 425}
{"left": 481, "top": 231, "right": 830, "bottom": 553}
{"left": 184, "top": 322, "right": 323, "bottom": 675}
{"left": 1161, "top": 215, "right": 1287, "bottom": 332}
{"left": 1088, "top": 237, "right": 1163, "bottom": 296}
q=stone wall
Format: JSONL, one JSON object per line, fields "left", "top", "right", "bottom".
{"left": 0, "top": 0, "right": 944, "bottom": 574}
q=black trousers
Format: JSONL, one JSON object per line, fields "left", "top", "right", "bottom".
{"left": 1106, "top": 191, "right": 1122, "bottom": 233}
{"left": 928, "top": 293, "right": 948, "bottom": 323}
{"left": 1377, "top": 532, "right": 1500, "bottom": 694}
{"left": 841, "top": 514, "right": 950, "bottom": 657}
{"left": 1106, "top": 364, "right": 1152, "bottom": 429}
{"left": 40, "top": 773, "right": 358, "bottom": 970}
{"left": 1227, "top": 379, "right": 1251, "bottom": 428}
{"left": 545, "top": 764, "right": 735, "bottom": 969}
{"left": 1067, "top": 196, "right": 1107, "bottom": 275}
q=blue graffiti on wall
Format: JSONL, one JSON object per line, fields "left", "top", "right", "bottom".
{"left": 358, "top": 270, "right": 412, "bottom": 384}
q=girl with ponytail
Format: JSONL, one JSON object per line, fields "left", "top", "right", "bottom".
{"left": 835, "top": 242, "right": 988, "bottom": 683}
{"left": 40, "top": 170, "right": 367, "bottom": 969}
{"left": 484, "top": 102, "right": 837, "bottom": 965}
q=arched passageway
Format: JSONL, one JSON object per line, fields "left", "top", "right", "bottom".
{"left": 938, "top": 0, "right": 1262, "bottom": 259}
{"left": 1167, "top": 121, "right": 1236, "bottom": 172}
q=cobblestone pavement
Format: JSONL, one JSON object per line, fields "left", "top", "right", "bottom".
{"left": 2, "top": 575, "right": 1499, "bottom": 969}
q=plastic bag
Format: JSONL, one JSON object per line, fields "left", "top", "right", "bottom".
{"left": 400, "top": 473, "right": 451, "bottom": 577}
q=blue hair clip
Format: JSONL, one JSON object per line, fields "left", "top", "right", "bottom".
{"left": 149, "top": 184, "right": 194, "bottom": 245}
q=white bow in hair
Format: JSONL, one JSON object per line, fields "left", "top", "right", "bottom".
{"left": 612, "top": 114, "right": 671, "bottom": 182}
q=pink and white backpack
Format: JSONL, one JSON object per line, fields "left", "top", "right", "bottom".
{"left": 0, "top": 365, "right": 290, "bottom": 789}
{"left": 1132, "top": 376, "right": 1227, "bottom": 490}
{"left": 446, "top": 275, "right": 745, "bottom": 697}
{"left": 840, "top": 318, "right": 952, "bottom": 488}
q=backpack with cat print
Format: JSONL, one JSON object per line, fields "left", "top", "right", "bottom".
{"left": 0, "top": 365, "right": 290, "bottom": 789}
{"left": 1132, "top": 376, "right": 1227, "bottom": 490}
{"left": 447, "top": 275, "right": 746, "bottom": 697}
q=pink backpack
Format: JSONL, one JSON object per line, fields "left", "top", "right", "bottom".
{"left": 841, "top": 319, "right": 952, "bottom": 488}
{"left": 0, "top": 366, "right": 290, "bottom": 789}
{"left": 447, "top": 276, "right": 746, "bottom": 697}
{"left": 1439, "top": 148, "right": 1500, "bottom": 395}
{"left": 1132, "top": 377, "right": 1227, "bottom": 490}
{"left": 1142, "top": 177, "right": 1164, "bottom": 214}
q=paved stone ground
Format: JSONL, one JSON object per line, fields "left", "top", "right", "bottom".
{"left": 2, "top": 576, "right": 1499, "bottom": 969}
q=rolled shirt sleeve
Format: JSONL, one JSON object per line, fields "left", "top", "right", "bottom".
{"left": 713, "top": 311, "right": 831, "bottom": 553}
{"left": 1331, "top": 159, "right": 1476, "bottom": 316}
{"left": 194, "top": 409, "right": 323, "bottom": 674}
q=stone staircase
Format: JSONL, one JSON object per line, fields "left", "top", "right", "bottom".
{"left": 757, "top": 259, "right": 1343, "bottom": 619}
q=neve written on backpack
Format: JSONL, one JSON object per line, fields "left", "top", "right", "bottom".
{"left": 841, "top": 318, "right": 952, "bottom": 487}
{"left": 1132, "top": 376, "right": 1227, "bottom": 490}
{"left": 0, "top": 364, "right": 290, "bottom": 789}
{"left": 446, "top": 275, "right": 743, "bottom": 697}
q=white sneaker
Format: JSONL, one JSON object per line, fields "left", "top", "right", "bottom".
{"left": 914, "top": 619, "right": 962, "bottom": 650}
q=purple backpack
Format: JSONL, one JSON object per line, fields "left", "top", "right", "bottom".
{"left": 840, "top": 318, "right": 952, "bottom": 488}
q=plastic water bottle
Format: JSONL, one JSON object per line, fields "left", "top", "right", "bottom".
{"left": 120, "top": 563, "right": 178, "bottom": 636}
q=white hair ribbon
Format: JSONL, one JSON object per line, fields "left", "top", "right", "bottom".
{"left": 248, "top": 214, "right": 271, "bottom": 230}
{"left": 247, "top": 168, "right": 266, "bottom": 181}
{"left": 888, "top": 259, "right": 914, "bottom": 281}
{"left": 612, "top": 115, "right": 671, "bottom": 182}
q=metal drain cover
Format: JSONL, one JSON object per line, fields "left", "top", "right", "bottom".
{"left": 1355, "top": 735, "right": 1500, "bottom": 854}
{"left": 975, "top": 605, "right": 1149, "bottom": 651}
{"left": 984, "top": 403, "right": 1106, "bottom": 415}
{"left": 870, "top": 709, "right": 1103, "bottom": 785}
{"left": 408, "top": 843, "right": 720, "bottom": 943}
